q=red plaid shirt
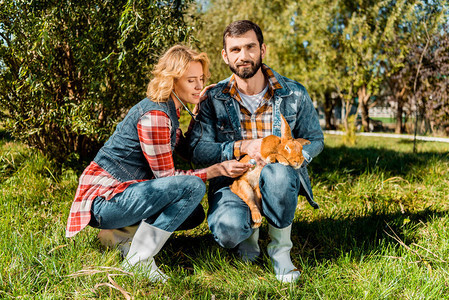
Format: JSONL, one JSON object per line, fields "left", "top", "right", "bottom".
{"left": 66, "top": 110, "right": 207, "bottom": 237}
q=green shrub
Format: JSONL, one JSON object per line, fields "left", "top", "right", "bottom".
{"left": 0, "top": 0, "right": 196, "bottom": 165}
{"left": 341, "top": 114, "right": 357, "bottom": 146}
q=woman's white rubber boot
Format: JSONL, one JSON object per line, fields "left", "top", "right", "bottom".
{"left": 122, "top": 222, "right": 171, "bottom": 282}
{"left": 97, "top": 225, "right": 138, "bottom": 256}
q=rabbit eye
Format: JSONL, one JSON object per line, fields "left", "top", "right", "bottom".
{"left": 285, "top": 145, "right": 291, "bottom": 153}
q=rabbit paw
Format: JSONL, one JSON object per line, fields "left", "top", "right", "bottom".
{"left": 251, "top": 211, "right": 263, "bottom": 228}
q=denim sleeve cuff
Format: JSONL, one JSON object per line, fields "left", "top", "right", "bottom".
{"left": 221, "top": 141, "right": 236, "bottom": 161}
{"left": 301, "top": 150, "right": 312, "bottom": 167}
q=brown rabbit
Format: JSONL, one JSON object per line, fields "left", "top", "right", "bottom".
{"left": 230, "top": 115, "right": 310, "bottom": 228}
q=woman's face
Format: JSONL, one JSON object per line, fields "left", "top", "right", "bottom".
{"left": 173, "top": 61, "right": 204, "bottom": 106}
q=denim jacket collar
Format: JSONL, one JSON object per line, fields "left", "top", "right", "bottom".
{"left": 214, "top": 64, "right": 292, "bottom": 101}
{"left": 212, "top": 65, "right": 292, "bottom": 137}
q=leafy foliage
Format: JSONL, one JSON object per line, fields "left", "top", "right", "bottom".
{"left": 0, "top": 0, "right": 196, "bottom": 164}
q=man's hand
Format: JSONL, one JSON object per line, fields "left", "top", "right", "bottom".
{"left": 241, "top": 139, "right": 266, "bottom": 167}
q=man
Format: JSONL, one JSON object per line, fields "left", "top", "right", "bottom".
{"left": 189, "top": 20, "right": 324, "bottom": 283}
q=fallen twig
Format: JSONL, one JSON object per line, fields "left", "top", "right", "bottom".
{"left": 383, "top": 222, "right": 422, "bottom": 260}
{"left": 411, "top": 243, "right": 447, "bottom": 263}
{"left": 67, "top": 266, "right": 133, "bottom": 278}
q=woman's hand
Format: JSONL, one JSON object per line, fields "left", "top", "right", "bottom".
{"left": 206, "top": 159, "right": 253, "bottom": 179}
{"left": 193, "top": 84, "right": 216, "bottom": 115}
{"left": 220, "top": 160, "right": 254, "bottom": 178}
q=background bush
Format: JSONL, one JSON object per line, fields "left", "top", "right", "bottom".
{"left": 0, "top": 0, "right": 196, "bottom": 165}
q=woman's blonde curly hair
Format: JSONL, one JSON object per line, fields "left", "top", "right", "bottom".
{"left": 147, "top": 45, "right": 210, "bottom": 103}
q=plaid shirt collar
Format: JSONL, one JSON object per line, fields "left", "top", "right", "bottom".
{"left": 222, "top": 64, "right": 282, "bottom": 103}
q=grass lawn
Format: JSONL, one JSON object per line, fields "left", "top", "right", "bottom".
{"left": 1, "top": 131, "right": 448, "bottom": 299}
{"left": 371, "top": 117, "right": 396, "bottom": 124}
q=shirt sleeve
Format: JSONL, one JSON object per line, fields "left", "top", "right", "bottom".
{"left": 137, "top": 110, "right": 207, "bottom": 182}
{"left": 233, "top": 140, "right": 243, "bottom": 159}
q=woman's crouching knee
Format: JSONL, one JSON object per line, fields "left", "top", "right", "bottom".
{"left": 181, "top": 176, "right": 206, "bottom": 203}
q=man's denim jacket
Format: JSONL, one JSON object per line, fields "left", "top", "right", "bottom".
{"left": 189, "top": 65, "right": 324, "bottom": 209}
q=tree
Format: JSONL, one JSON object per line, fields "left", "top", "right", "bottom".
{"left": 383, "top": 1, "right": 448, "bottom": 134}
{"left": 283, "top": 0, "right": 345, "bottom": 130}
{"left": 0, "top": 0, "right": 196, "bottom": 164}
{"left": 193, "top": 0, "right": 449, "bottom": 134}
{"left": 194, "top": 0, "right": 345, "bottom": 129}
{"left": 415, "top": 26, "right": 449, "bottom": 136}
{"left": 193, "top": 0, "right": 296, "bottom": 83}
{"left": 335, "top": 0, "right": 425, "bottom": 131}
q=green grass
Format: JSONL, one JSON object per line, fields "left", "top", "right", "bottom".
{"left": 1, "top": 131, "right": 448, "bottom": 299}
{"left": 371, "top": 117, "right": 395, "bottom": 124}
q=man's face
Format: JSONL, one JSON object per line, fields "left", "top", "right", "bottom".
{"left": 222, "top": 30, "right": 266, "bottom": 79}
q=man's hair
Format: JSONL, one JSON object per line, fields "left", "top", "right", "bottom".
{"left": 147, "top": 45, "right": 210, "bottom": 103}
{"left": 222, "top": 20, "right": 264, "bottom": 50}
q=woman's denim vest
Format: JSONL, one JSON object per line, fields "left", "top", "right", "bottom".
{"left": 93, "top": 98, "right": 179, "bottom": 182}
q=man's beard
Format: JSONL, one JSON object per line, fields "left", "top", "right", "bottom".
{"left": 228, "top": 56, "right": 262, "bottom": 79}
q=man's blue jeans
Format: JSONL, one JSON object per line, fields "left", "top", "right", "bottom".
{"left": 207, "top": 163, "right": 301, "bottom": 248}
{"left": 89, "top": 175, "right": 206, "bottom": 232}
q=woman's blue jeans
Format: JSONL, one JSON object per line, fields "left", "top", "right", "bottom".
{"left": 89, "top": 175, "right": 206, "bottom": 232}
{"left": 207, "top": 163, "right": 300, "bottom": 248}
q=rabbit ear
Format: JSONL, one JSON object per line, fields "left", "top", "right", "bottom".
{"left": 280, "top": 114, "right": 293, "bottom": 139}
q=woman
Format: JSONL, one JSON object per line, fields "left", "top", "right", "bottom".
{"left": 66, "top": 45, "right": 252, "bottom": 282}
